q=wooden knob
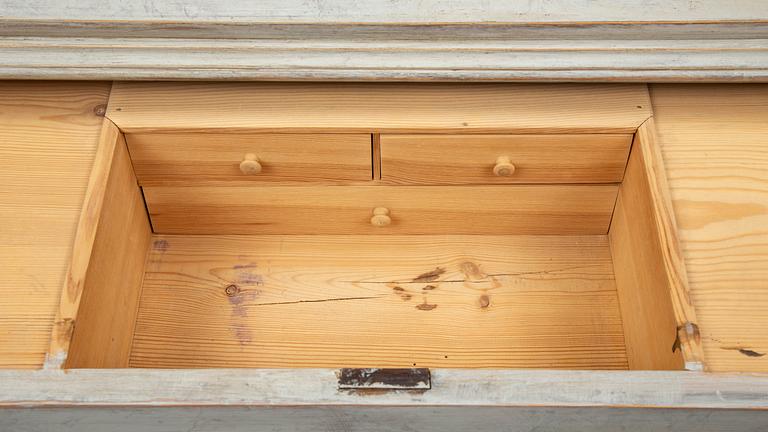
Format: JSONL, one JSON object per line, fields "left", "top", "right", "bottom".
{"left": 370, "top": 207, "right": 391, "bottom": 227}
{"left": 493, "top": 156, "right": 515, "bottom": 177}
{"left": 239, "top": 153, "right": 262, "bottom": 175}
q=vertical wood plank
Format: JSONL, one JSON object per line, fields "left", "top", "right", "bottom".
{"left": 48, "top": 119, "right": 152, "bottom": 368}
{"left": 0, "top": 81, "right": 111, "bottom": 369}
{"left": 650, "top": 84, "right": 768, "bottom": 373}
{"left": 609, "top": 119, "right": 699, "bottom": 370}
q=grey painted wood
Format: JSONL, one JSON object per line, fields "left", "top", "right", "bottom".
{"left": 2, "top": 406, "right": 768, "bottom": 432}
{"left": 0, "top": 33, "right": 767, "bottom": 81}
{"left": 1, "top": 369, "right": 768, "bottom": 409}
{"left": 1, "top": 1, "right": 768, "bottom": 81}
{"left": 3, "top": 0, "right": 768, "bottom": 22}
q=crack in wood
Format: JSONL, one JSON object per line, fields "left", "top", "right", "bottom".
{"left": 341, "top": 266, "right": 599, "bottom": 285}
{"left": 247, "top": 296, "right": 381, "bottom": 307}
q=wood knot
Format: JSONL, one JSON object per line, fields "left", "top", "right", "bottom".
{"left": 93, "top": 104, "right": 107, "bottom": 116}
{"left": 225, "top": 284, "right": 240, "bottom": 297}
{"left": 479, "top": 294, "right": 490, "bottom": 308}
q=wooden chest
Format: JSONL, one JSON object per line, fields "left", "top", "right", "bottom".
{"left": 1, "top": 82, "right": 767, "bottom": 431}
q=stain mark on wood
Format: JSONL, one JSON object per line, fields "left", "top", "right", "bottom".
{"left": 390, "top": 286, "right": 413, "bottom": 301}
{"left": 416, "top": 302, "right": 437, "bottom": 311}
{"left": 720, "top": 346, "right": 767, "bottom": 358}
{"left": 739, "top": 349, "right": 766, "bottom": 358}
{"left": 152, "top": 239, "right": 169, "bottom": 252}
{"left": 234, "top": 263, "right": 263, "bottom": 286}
{"left": 232, "top": 323, "right": 252, "bottom": 345}
{"left": 412, "top": 267, "right": 445, "bottom": 283}
{"left": 225, "top": 284, "right": 259, "bottom": 344}
{"left": 338, "top": 368, "right": 430, "bottom": 390}
{"left": 460, "top": 261, "right": 487, "bottom": 280}
{"left": 479, "top": 294, "right": 490, "bottom": 308}
{"left": 422, "top": 285, "right": 437, "bottom": 291}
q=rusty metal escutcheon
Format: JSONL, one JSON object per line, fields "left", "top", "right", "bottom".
{"left": 338, "top": 368, "right": 431, "bottom": 390}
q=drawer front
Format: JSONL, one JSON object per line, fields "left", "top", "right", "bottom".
{"left": 126, "top": 133, "right": 372, "bottom": 184}
{"left": 144, "top": 185, "right": 618, "bottom": 235}
{"left": 380, "top": 134, "right": 632, "bottom": 184}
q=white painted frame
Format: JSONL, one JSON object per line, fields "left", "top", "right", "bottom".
{"left": 2, "top": 2, "right": 768, "bottom": 429}
{"left": 1, "top": 0, "right": 768, "bottom": 81}
{"left": 1, "top": 369, "right": 768, "bottom": 430}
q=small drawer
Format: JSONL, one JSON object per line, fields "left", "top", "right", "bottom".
{"left": 380, "top": 134, "right": 632, "bottom": 184}
{"left": 142, "top": 185, "right": 618, "bottom": 235}
{"left": 126, "top": 133, "right": 373, "bottom": 184}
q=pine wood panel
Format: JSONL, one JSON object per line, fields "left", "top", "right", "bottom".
{"left": 0, "top": 81, "right": 111, "bottom": 369}
{"left": 608, "top": 131, "right": 686, "bottom": 371}
{"left": 650, "top": 84, "right": 768, "bottom": 372}
{"left": 64, "top": 128, "right": 152, "bottom": 368}
{"left": 106, "top": 82, "right": 651, "bottom": 134}
{"left": 143, "top": 185, "right": 618, "bottom": 235}
{"left": 130, "top": 234, "right": 627, "bottom": 369}
{"left": 380, "top": 134, "right": 632, "bottom": 185}
{"left": 126, "top": 133, "right": 373, "bottom": 185}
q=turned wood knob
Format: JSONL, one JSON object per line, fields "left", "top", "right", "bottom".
{"left": 239, "top": 153, "right": 262, "bottom": 175}
{"left": 493, "top": 156, "right": 516, "bottom": 177}
{"left": 370, "top": 207, "right": 391, "bottom": 227}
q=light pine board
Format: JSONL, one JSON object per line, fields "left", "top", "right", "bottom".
{"left": 143, "top": 185, "right": 619, "bottom": 235}
{"left": 64, "top": 129, "right": 152, "bottom": 368}
{"left": 650, "top": 84, "right": 768, "bottom": 372}
{"left": 0, "top": 81, "right": 111, "bottom": 369}
{"left": 106, "top": 82, "right": 651, "bottom": 134}
{"left": 608, "top": 133, "right": 685, "bottom": 370}
{"left": 380, "top": 134, "right": 632, "bottom": 185}
{"left": 130, "top": 235, "right": 627, "bottom": 369}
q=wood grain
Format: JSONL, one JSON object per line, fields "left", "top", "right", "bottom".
{"left": 650, "top": 84, "right": 768, "bottom": 372}
{"left": 380, "top": 134, "right": 632, "bottom": 184}
{"left": 126, "top": 133, "right": 373, "bottom": 185}
{"left": 47, "top": 119, "right": 122, "bottom": 367}
{"left": 608, "top": 132, "right": 686, "bottom": 371}
{"left": 130, "top": 234, "right": 627, "bottom": 369}
{"left": 637, "top": 120, "right": 704, "bottom": 369}
{"left": 0, "top": 81, "right": 111, "bottom": 369}
{"left": 64, "top": 130, "right": 152, "bottom": 368}
{"left": 106, "top": 82, "right": 651, "bottom": 134}
{"left": 143, "top": 185, "right": 618, "bottom": 235}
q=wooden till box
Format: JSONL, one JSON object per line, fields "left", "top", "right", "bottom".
{"left": 49, "top": 83, "right": 699, "bottom": 372}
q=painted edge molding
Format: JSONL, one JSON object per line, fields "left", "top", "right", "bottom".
{"left": 3, "top": 0, "right": 768, "bottom": 23}
{"left": 1, "top": 369, "right": 768, "bottom": 409}
{"left": 1, "top": 20, "right": 768, "bottom": 81}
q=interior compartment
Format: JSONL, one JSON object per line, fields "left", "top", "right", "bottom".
{"left": 58, "top": 81, "right": 690, "bottom": 371}
{"left": 62, "top": 124, "right": 686, "bottom": 371}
